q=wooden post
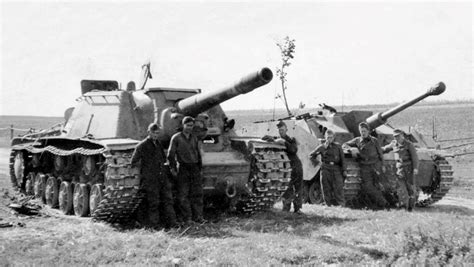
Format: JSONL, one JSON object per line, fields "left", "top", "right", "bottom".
{"left": 10, "top": 124, "right": 14, "bottom": 139}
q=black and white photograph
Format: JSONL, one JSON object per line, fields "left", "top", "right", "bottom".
{"left": 1, "top": 1, "right": 472, "bottom": 265}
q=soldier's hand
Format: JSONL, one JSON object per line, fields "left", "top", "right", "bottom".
{"left": 342, "top": 171, "right": 348, "bottom": 178}
{"left": 413, "top": 168, "right": 418, "bottom": 175}
{"left": 381, "top": 165, "right": 386, "bottom": 173}
{"left": 275, "top": 138, "right": 286, "bottom": 146}
{"left": 341, "top": 144, "right": 349, "bottom": 150}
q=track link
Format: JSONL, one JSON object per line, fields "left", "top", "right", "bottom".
{"left": 417, "top": 158, "right": 454, "bottom": 207}
{"left": 239, "top": 146, "right": 292, "bottom": 213}
{"left": 343, "top": 160, "right": 362, "bottom": 203}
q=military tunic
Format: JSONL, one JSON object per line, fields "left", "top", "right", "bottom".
{"left": 281, "top": 135, "right": 304, "bottom": 212}
{"left": 131, "top": 137, "right": 177, "bottom": 228}
{"left": 167, "top": 132, "right": 203, "bottom": 222}
{"left": 344, "top": 136, "right": 388, "bottom": 208}
{"left": 309, "top": 142, "right": 346, "bottom": 206}
{"left": 382, "top": 139, "right": 419, "bottom": 209}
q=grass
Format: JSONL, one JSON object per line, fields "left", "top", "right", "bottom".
{"left": 0, "top": 193, "right": 473, "bottom": 266}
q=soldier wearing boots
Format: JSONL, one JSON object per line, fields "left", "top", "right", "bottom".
{"left": 309, "top": 130, "right": 346, "bottom": 206}
{"left": 167, "top": 116, "right": 205, "bottom": 224}
{"left": 276, "top": 121, "right": 304, "bottom": 214}
{"left": 382, "top": 129, "right": 419, "bottom": 211}
{"left": 131, "top": 123, "right": 177, "bottom": 229}
{"left": 343, "top": 122, "right": 388, "bottom": 209}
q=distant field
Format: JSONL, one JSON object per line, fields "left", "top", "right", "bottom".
{"left": 0, "top": 116, "right": 62, "bottom": 147}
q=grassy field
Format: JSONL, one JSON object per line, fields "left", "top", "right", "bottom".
{"left": 0, "top": 103, "right": 473, "bottom": 265}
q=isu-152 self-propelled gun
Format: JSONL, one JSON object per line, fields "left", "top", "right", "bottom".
{"left": 238, "top": 82, "right": 453, "bottom": 208}
{"left": 9, "top": 67, "right": 292, "bottom": 223}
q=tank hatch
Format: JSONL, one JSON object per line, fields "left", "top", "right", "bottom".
{"left": 81, "top": 80, "right": 119, "bottom": 95}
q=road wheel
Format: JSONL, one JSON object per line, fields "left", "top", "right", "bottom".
{"left": 73, "top": 183, "right": 90, "bottom": 217}
{"left": 12, "top": 152, "right": 25, "bottom": 189}
{"left": 308, "top": 181, "right": 323, "bottom": 204}
{"left": 45, "top": 176, "right": 59, "bottom": 208}
{"left": 59, "top": 181, "right": 74, "bottom": 215}
{"left": 25, "top": 173, "right": 35, "bottom": 195}
{"left": 34, "top": 173, "right": 47, "bottom": 202}
{"left": 89, "top": 184, "right": 104, "bottom": 215}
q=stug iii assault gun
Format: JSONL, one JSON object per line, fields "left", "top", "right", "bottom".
{"left": 9, "top": 67, "right": 292, "bottom": 223}
{"left": 238, "top": 82, "right": 453, "bottom": 208}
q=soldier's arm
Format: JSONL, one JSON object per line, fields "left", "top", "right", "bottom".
{"left": 309, "top": 145, "right": 322, "bottom": 158}
{"left": 167, "top": 136, "right": 178, "bottom": 171}
{"left": 197, "top": 138, "right": 203, "bottom": 169}
{"left": 375, "top": 141, "right": 385, "bottom": 165}
{"left": 408, "top": 142, "right": 419, "bottom": 171}
{"left": 381, "top": 143, "right": 393, "bottom": 153}
{"left": 130, "top": 143, "right": 143, "bottom": 168}
{"left": 343, "top": 138, "right": 358, "bottom": 148}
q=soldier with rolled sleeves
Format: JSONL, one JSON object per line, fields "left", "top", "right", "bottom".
{"left": 131, "top": 123, "right": 177, "bottom": 229}
{"left": 342, "top": 122, "right": 388, "bottom": 209}
{"left": 382, "top": 129, "right": 419, "bottom": 211}
{"left": 276, "top": 121, "right": 304, "bottom": 214}
{"left": 309, "top": 129, "right": 346, "bottom": 206}
{"left": 167, "top": 116, "right": 205, "bottom": 224}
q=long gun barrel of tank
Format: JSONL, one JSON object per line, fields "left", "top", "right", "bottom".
{"left": 366, "top": 82, "right": 446, "bottom": 129}
{"left": 175, "top": 67, "right": 273, "bottom": 115}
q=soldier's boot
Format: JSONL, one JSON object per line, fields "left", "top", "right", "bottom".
{"left": 282, "top": 199, "right": 291, "bottom": 212}
{"left": 407, "top": 197, "right": 415, "bottom": 212}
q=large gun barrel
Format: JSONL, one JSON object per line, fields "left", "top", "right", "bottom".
{"left": 176, "top": 67, "right": 273, "bottom": 115}
{"left": 366, "top": 82, "right": 446, "bottom": 129}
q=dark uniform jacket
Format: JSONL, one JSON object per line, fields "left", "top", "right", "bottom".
{"left": 131, "top": 137, "right": 167, "bottom": 184}
{"left": 281, "top": 135, "right": 302, "bottom": 166}
{"left": 310, "top": 142, "right": 346, "bottom": 170}
{"left": 382, "top": 140, "right": 419, "bottom": 169}
{"left": 167, "top": 132, "right": 202, "bottom": 170}
{"left": 344, "top": 136, "right": 384, "bottom": 165}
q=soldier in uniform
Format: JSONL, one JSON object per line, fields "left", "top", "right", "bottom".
{"left": 309, "top": 129, "right": 346, "bottom": 206}
{"left": 131, "top": 123, "right": 177, "bottom": 229}
{"left": 276, "top": 121, "right": 304, "bottom": 214}
{"left": 342, "top": 122, "right": 388, "bottom": 209}
{"left": 167, "top": 116, "right": 205, "bottom": 224}
{"left": 382, "top": 129, "right": 419, "bottom": 211}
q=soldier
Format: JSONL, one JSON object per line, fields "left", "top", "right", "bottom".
{"left": 309, "top": 129, "right": 346, "bottom": 206}
{"left": 382, "top": 129, "right": 419, "bottom": 211}
{"left": 276, "top": 121, "right": 304, "bottom": 214}
{"left": 342, "top": 122, "right": 388, "bottom": 209}
{"left": 167, "top": 116, "right": 205, "bottom": 224}
{"left": 131, "top": 123, "right": 177, "bottom": 229}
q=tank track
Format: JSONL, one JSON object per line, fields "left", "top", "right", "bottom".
{"left": 9, "top": 150, "right": 18, "bottom": 188}
{"left": 416, "top": 158, "right": 454, "bottom": 207}
{"left": 91, "top": 151, "right": 143, "bottom": 223}
{"left": 9, "top": 146, "right": 143, "bottom": 223}
{"left": 238, "top": 146, "right": 292, "bottom": 213}
{"left": 343, "top": 160, "right": 362, "bottom": 204}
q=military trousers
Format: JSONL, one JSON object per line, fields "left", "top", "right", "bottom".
{"left": 320, "top": 166, "right": 345, "bottom": 206}
{"left": 138, "top": 174, "right": 177, "bottom": 228}
{"left": 396, "top": 164, "right": 416, "bottom": 209}
{"left": 282, "top": 161, "right": 303, "bottom": 212}
{"left": 360, "top": 164, "right": 388, "bottom": 208}
{"left": 176, "top": 163, "right": 203, "bottom": 222}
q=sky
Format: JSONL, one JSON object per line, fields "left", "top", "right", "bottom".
{"left": 1, "top": 1, "right": 472, "bottom": 116}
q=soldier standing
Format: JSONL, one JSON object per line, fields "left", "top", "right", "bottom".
{"left": 276, "top": 121, "right": 304, "bottom": 214}
{"left": 131, "top": 123, "right": 177, "bottom": 229}
{"left": 167, "top": 116, "right": 205, "bottom": 224}
{"left": 309, "top": 130, "right": 346, "bottom": 206}
{"left": 382, "top": 129, "right": 419, "bottom": 211}
{"left": 342, "top": 122, "right": 388, "bottom": 209}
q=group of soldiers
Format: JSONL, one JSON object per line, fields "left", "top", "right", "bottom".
{"left": 131, "top": 117, "right": 419, "bottom": 229}
{"left": 131, "top": 117, "right": 205, "bottom": 229}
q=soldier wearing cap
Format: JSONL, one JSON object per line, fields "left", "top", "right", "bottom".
{"left": 167, "top": 116, "right": 205, "bottom": 224}
{"left": 309, "top": 129, "right": 346, "bottom": 206}
{"left": 131, "top": 123, "right": 177, "bottom": 229}
{"left": 382, "top": 128, "right": 419, "bottom": 211}
{"left": 276, "top": 121, "right": 304, "bottom": 214}
{"left": 342, "top": 122, "right": 388, "bottom": 209}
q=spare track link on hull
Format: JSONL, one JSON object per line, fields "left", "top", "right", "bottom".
{"left": 239, "top": 147, "right": 292, "bottom": 213}
{"left": 417, "top": 158, "right": 454, "bottom": 207}
{"left": 91, "top": 151, "right": 143, "bottom": 223}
